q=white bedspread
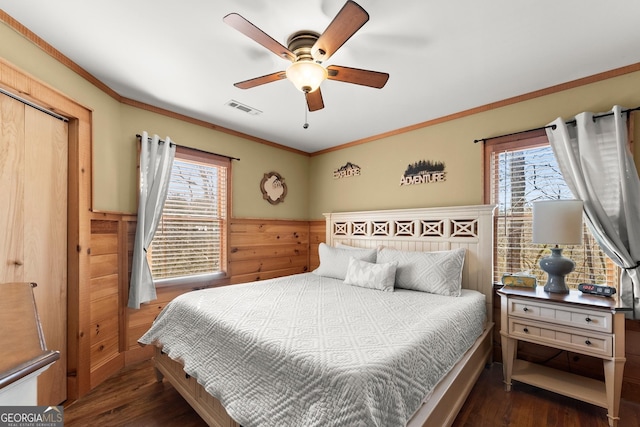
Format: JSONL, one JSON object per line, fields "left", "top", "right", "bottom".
{"left": 139, "top": 273, "right": 486, "bottom": 427}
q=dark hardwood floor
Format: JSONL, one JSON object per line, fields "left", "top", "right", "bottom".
{"left": 64, "top": 361, "right": 640, "bottom": 426}
{"left": 452, "top": 365, "right": 640, "bottom": 427}
{"left": 63, "top": 360, "right": 207, "bottom": 427}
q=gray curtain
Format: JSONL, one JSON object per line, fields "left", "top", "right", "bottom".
{"left": 546, "top": 106, "right": 640, "bottom": 318}
{"left": 128, "top": 132, "right": 176, "bottom": 309}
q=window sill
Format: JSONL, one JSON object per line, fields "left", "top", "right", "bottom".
{"left": 154, "top": 272, "right": 229, "bottom": 290}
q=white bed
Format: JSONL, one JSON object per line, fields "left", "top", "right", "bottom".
{"left": 140, "top": 204, "right": 496, "bottom": 427}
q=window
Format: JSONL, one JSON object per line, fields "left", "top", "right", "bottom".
{"left": 484, "top": 130, "right": 619, "bottom": 288}
{"left": 149, "top": 146, "right": 230, "bottom": 285}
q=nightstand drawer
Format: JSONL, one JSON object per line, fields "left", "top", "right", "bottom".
{"left": 508, "top": 297, "right": 612, "bottom": 333}
{"left": 511, "top": 322, "right": 542, "bottom": 337}
{"left": 509, "top": 319, "right": 613, "bottom": 357}
{"left": 570, "top": 333, "right": 611, "bottom": 356}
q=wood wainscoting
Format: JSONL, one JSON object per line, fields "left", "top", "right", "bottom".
{"left": 309, "top": 220, "right": 325, "bottom": 272}
{"left": 88, "top": 215, "right": 129, "bottom": 390}
{"left": 228, "top": 219, "right": 311, "bottom": 284}
{"left": 86, "top": 213, "right": 323, "bottom": 394}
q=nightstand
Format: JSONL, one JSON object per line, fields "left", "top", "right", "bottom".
{"left": 498, "top": 286, "right": 631, "bottom": 427}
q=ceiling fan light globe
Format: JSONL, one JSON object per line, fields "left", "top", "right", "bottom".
{"left": 286, "top": 61, "right": 327, "bottom": 93}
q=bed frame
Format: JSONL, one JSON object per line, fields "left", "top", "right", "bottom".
{"left": 153, "top": 204, "right": 496, "bottom": 427}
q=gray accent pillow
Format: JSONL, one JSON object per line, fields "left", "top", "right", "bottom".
{"left": 377, "top": 247, "right": 466, "bottom": 296}
{"left": 343, "top": 257, "right": 398, "bottom": 292}
{"left": 312, "top": 243, "right": 377, "bottom": 280}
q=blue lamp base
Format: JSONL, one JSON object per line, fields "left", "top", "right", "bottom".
{"left": 540, "top": 247, "right": 575, "bottom": 294}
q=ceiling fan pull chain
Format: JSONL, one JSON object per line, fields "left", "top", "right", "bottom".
{"left": 303, "top": 98, "right": 309, "bottom": 129}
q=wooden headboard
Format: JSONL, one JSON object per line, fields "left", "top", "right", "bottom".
{"left": 324, "top": 204, "right": 496, "bottom": 323}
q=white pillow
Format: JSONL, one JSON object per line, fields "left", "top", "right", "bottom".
{"left": 312, "top": 243, "right": 377, "bottom": 280}
{"left": 343, "top": 257, "right": 398, "bottom": 292}
{"left": 377, "top": 247, "right": 466, "bottom": 296}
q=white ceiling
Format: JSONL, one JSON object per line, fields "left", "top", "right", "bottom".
{"left": 3, "top": 0, "right": 640, "bottom": 153}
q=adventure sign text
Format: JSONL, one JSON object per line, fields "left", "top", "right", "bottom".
{"left": 400, "top": 160, "right": 446, "bottom": 186}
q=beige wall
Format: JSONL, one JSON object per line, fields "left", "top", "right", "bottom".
{"left": 118, "top": 106, "right": 310, "bottom": 219}
{"left": 308, "top": 71, "right": 640, "bottom": 219}
{"left": 0, "top": 20, "right": 309, "bottom": 220}
{"left": 2, "top": 18, "right": 638, "bottom": 222}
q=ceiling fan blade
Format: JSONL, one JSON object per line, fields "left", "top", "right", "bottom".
{"left": 326, "top": 65, "right": 389, "bottom": 88}
{"left": 234, "top": 71, "right": 287, "bottom": 89}
{"left": 223, "top": 13, "right": 296, "bottom": 62}
{"left": 312, "top": 1, "right": 369, "bottom": 61}
{"left": 306, "top": 88, "right": 325, "bottom": 111}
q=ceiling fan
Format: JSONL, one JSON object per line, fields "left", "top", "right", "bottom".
{"left": 223, "top": 0, "right": 389, "bottom": 112}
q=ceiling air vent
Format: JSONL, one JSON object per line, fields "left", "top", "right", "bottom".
{"left": 225, "top": 100, "right": 262, "bottom": 116}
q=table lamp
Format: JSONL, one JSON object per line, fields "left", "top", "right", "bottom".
{"left": 532, "top": 200, "right": 584, "bottom": 293}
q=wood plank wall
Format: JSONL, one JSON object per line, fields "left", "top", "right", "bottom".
{"left": 626, "top": 322, "right": 640, "bottom": 400}
{"left": 309, "top": 220, "right": 325, "bottom": 272}
{"left": 87, "top": 214, "right": 322, "bottom": 378}
{"left": 228, "top": 219, "right": 310, "bottom": 284}
{"left": 88, "top": 214, "right": 130, "bottom": 388}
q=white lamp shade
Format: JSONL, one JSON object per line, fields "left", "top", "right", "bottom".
{"left": 532, "top": 200, "right": 584, "bottom": 245}
{"left": 286, "top": 61, "right": 327, "bottom": 93}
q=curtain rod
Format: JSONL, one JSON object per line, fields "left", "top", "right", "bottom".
{"left": 473, "top": 106, "right": 640, "bottom": 144}
{"left": 135, "top": 134, "right": 240, "bottom": 161}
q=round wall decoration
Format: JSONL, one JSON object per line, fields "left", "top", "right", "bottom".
{"left": 260, "top": 171, "right": 287, "bottom": 204}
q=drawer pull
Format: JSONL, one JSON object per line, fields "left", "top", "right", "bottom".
{"left": 585, "top": 317, "right": 592, "bottom": 323}
{"left": 523, "top": 327, "right": 529, "bottom": 333}
{"left": 185, "top": 373, "right": 191, "bottom": 380}
{"left": 523, "top": 307, "right": 529, "bottom": 312}
{"left": 585, "top": 339, "right": 592, "bottom": 346}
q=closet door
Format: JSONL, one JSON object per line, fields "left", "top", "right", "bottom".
{"left": 26, "top": 104, "right": 68, "bottom": 405}
{"left": 0, "top": 95, "right": 25, "bottom": 281}
{"left": 0, "top": 93, "right": 68, "bottom": 405}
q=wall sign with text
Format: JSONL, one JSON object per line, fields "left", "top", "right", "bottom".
{"left": 399, "top": 160, "right": 446, "bottom": 186}
{"left": 333, "top": 162, "right": 361, "bottom": 179}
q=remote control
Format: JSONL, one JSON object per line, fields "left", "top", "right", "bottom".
{"left": 578, "top": 283, "right": 616, "bottom": 297}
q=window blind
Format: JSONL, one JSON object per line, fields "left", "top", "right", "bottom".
{"left": 150, "top": 154, "right": 228, "bottom": 280}
{"left": 490, "top": 144, "right": 618, "bottom": 288}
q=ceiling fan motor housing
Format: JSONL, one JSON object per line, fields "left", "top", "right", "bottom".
{"left": 287, "top": 31, "right": 322, "bottom": 62}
